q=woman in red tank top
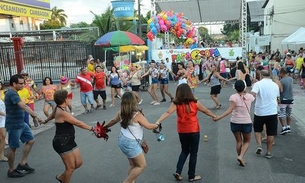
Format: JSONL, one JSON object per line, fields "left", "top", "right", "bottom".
{"left": 155, "top": 83, "right": 217, "bottom": 182}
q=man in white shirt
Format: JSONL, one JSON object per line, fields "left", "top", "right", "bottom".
{"left": 251, "top": 70, "right": 280, "bottom": 159}
{"left": 164, "top": 58, "right": 174, "bottom": 81}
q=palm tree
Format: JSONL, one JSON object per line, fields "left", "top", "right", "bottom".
{"left": 91, "top": 7, "right": 115, "bottom": 35}
{"left": 51, "top": 6, "right": 68, "bottom": 27}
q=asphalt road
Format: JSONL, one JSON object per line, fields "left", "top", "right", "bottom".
{"left": 1, "top": 83, "right": 305, "bottom": 183}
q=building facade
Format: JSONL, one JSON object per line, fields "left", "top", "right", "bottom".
{"left": 0, "top": 0, "right": 51, "bottom": 32}
{"left": 263, "top": 0, "right": 305, "bottom": 52}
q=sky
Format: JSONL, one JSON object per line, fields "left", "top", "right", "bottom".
{"left": 50, "top": 0, "right": 152, "bottom": 25}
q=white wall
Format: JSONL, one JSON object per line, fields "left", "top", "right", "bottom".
{"left": 264, "top": 0, "right": 305, "bottom": 52}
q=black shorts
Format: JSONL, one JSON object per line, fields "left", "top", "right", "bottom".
{"left": 53, "top": 134, "right": 77, "bottom": 155}
{"left": 210, "top": 85, "right": 221, "bottom": 95}
{"left": 131, "top": 85, "right": 140, "bottom": 92}
{"left": 111, "top": 83, "right": 122, "bottom": 89}
{"left": 253, "top": 114, "right": 278, "bottom": 136}
{"left": 93, "top": 90, "right": 106, "bottom": 100}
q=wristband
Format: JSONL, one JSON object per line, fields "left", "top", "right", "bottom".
{"left": 90, "top": 126, "right": 94, "bottom": 132}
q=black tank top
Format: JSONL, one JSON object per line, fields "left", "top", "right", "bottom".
{"left": 54, "top": 106, "right": 75, "bottom": 136}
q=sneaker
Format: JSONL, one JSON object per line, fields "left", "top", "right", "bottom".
{"left": 286, "top": 126, "right": 291, "bottom": 133}
{"left": 280, "top": 127, "right": 287, "bottom": 135}
{"left": 256, "top": 147, "right": 263, "bottom": 155}
{"left": 138, "top": 99, "right": 143, "bottom": 105}
{"left": 84, "top": 109, "right": 89, "bottom": 114}
{"left": 7, "top": 169, "right": 25, "bottom": 178}
{"left": 160, "top": 99, "right": 166, "bottom": 102}
{"left": 103, "top": 106, "right": 106, "bottom": 110}
{"left": 153, "top": 102, "right": 160, "bottom": 106}
{"left": 16, "top": 163, "right": 35, "bottom": 173}
{"left": 109, "top": 104, "right": 115, "bottom": 107}
{"left": 150, "top": 101, "right": 156, "bottom": 105}
{"left": 265, "top": 153, "right": 273, "bottom": 159}
{"left": 95, "top": 104, "right": 101, "bottom": 110}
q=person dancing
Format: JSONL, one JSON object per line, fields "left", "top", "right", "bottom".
{"left": 108, "top": 66, "right": 123, "bottom": 107}
{"left": 155, "top": 84, "right": 217, "bottom": 182}
{"left": 42, "top": 90, "right": 95, "bottom": 183}
{"left": 41, "top": 77, "right": 57, "bottom": 117}
{"left": 158, "top": 62, "right": 174, "bottom": 102}
{"left": 104, "top": 92, "right": 158, "bottom": 183}
{"left": 214, "top": 80, "right": 255, "bottom": 166}
{"left": 141, "top": 61, "right": 160, "bottom": 105}
{"left": 58, "top": 76, "right": 75, "bottom": 115}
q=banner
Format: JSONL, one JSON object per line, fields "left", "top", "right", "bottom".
{"left": 111, "top": 0, "right": 135, "bottom": 20}
{"left": 0, "top": 2, "right": 51, "bottom": 19}
{"left": 2, "top": 0, "right": 50, "bottom": 10}
{"left": 152, "top": 47, "right": 242, "bottom": 63}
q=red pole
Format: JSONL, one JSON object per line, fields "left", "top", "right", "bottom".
{"left": 11, "top": 37, "right": 24, "bottom": 74}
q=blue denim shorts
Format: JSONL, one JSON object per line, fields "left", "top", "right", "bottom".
{"left": 7, "top": 124, "right": 34, "bottom": 149}
{"left": 151, "top": 78, "right": 159, "bottom": 84}
{"left": 45, "top": 100, "right": 56, "bottom": 107}
{"left": 80, "top": 91, "right": 94, "bottom": 105}
{"left": 160, "top": 78, "right": 169, "bottom": 85}
{"left": 230, "top": 122, "right": 252, "bottom": 133}
{"left": 118, "top": 133, "right": 142, "bottom": 158}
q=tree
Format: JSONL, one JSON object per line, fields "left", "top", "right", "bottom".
{"left": 198, "top": 26, "right": 212, "bottom": 42}
{"left": 40, "top": 6, "right": 67, "bottom": 30}
{"left": 51, "top": 6, "right": 68, "bottom": 27}
{"left": 221, "top": 22, "right": 239, "bottom": 36}
{"left": 70, "top": 22, "right": 91, "bottom": 28}
{"left": 91, "top": 7, "right": 115, "bottom": 36}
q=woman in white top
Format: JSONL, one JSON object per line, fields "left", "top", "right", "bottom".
{"left": 128, "top": 64, "right": 143, "bottom": 104}
{"left": 58, "top": 76, "right": 75, "bottom": 115}
{"left": 105, "top": 92, "right": 158, "bottom": 183}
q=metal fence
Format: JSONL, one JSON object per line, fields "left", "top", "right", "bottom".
{"left": 0, "top": 41, "right": 116, "bottom": 83}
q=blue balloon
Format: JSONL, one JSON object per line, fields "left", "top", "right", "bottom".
{"left": 150, "top": 22, "right": 155, "bottom": 29}
{"left": 151, "top": 27, "right": 157, "bottom": 35}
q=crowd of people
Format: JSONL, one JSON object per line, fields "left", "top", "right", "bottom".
{"left": 0, "top": 48, "right": 300, "bottom": 182}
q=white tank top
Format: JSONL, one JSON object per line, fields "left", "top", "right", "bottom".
{"left": 61, "top": 84, "right": 72, "bottom": 93}
{"left": 120, "top": 112, "right": 143, "bottom": 140}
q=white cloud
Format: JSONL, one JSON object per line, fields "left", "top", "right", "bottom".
{"left": 50, "top": 0, "right": 152, "bottom": 25}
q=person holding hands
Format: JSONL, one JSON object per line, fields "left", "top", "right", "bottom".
{"left": 213, "top": 80, "right": 255, "bottom": 167}
{"left": 155, "top": 83, "right": 217, "bottom": 182}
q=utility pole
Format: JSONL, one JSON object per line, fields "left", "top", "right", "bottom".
{"left": 137, "top": 0, "right": 142, "bottom": 38}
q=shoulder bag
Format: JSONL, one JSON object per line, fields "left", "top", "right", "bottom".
{"left": 127, "top": 127, "right": 149, "bottom": 154}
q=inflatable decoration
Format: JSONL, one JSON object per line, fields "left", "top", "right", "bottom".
{"left": 147, "top": 11, "right": 196, "bottom": 45}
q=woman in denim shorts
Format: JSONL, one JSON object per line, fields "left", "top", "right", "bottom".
{"left": 214, "top": 80, "right": 255, "bottom": 167}
{"left": 104, "top": 92, "right": 158, "bottom": 183}
{"left": 141, "top": 61, "right": 160, "bottom": 105}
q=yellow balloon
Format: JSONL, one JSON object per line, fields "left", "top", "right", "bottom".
{"left": 147, "top": 18, "right": 153, "bottom": 24}
{"left": 162, "top": 14, "right": 167, "bottom": 20}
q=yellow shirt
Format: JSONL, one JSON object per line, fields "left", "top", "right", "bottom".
{"left": 295, "top": 57, "right": 304, "bottom": 70}
{"left": 0, "top": 90, "right": 4, "bottom": 101}
{"left": 18, "top": 88, "right": 31, "bottom": 104}
{"left": 87, "top": 63, "right": 95, "bottom": 73}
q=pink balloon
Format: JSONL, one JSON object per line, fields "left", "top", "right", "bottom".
{"left": 159, "top": 19, "right": 164, "bottom": 25}
{"left": 160, "top": 25, "right": 168, "bottom": 32}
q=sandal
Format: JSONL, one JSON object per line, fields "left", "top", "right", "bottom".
{"left": 189, "top": 175, "right": 201, "bottom": 182}
{"left": 173, "top": 173, "right": 183, "bottom": 181}
{"left": 56, "top": 175, "right": 62, "bottom": 183}
{"left": 215, "top": 104, "right": 222, "bottom": 109}
{"left": 237, "top": 157, "right": 245, "bottom": 167}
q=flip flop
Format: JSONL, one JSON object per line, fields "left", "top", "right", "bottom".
{"left": 56, "top": 175, "right": 62, "bottom": 183}
{"left": 237, "top": 158, "right": 245, "bottom": 167}
{"left": 173, "top": 173, "right": 183, "bottom": 181}
{"left": 189, "top": 175, "right": 201, "bottom": 182}
{"left": 215, "top": 104, "right": 222, "bottom": 109}
{"left": 0, "top": 159, "right": 8, "bottom": 162}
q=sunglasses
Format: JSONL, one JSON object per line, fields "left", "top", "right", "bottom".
{"left": 18, "top": 82, "right": 24, "bottom": 85}
{"left": 22, "top": 74, "right": 28, "bottom": 76}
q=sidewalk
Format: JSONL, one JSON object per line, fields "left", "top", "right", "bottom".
{"left": 291, "top": 83, "right": 305, "bottom": 134}
{"left": 31, "top": 86, "right": 113, "bottom": 135}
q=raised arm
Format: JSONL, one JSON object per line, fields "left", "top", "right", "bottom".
{"left": 155, "top": 103, "right": 177, "bottom": 125}
{"left": 104, "top": 112, "right": 121, "bottom": 128}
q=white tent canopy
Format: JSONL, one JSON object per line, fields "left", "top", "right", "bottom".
{"left": 281, "top": 27, "right": 305, "bottom": 45}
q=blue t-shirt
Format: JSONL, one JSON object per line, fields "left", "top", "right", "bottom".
{"left": 5, "top": 89, "right": 25, "bottom": 129}
{"left": 110, "top": 73, "right": 120, "bottom": 85}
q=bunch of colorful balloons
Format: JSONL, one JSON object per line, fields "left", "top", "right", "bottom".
{"left": 147, "top": 11, "right": 196, "bottom": 45}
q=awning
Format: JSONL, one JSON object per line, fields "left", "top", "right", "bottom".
{"left": 119, "top": 45, "right": 149, "bottom": 52}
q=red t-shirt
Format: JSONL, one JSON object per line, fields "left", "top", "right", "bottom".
{"left": 176, "top": 101, "right": 200, "bottom": 133}
{"left": 94, "top": 72, "right": 106, "bottom": 90}
{"left": 75, "top": 73, "right": 94, "bottom": 92}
